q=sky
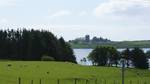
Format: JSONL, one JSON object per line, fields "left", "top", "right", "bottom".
{"left": 0, "top": 0, "right": 150, "bottom": 41}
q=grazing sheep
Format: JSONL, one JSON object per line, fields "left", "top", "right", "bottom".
{"left": 47, "top": 72, "right": 49, "bottom": 74}
{"left": 7, "top": 64, "right": 12, "bottom": 67}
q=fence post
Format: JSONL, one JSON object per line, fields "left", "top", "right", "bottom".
{"left": 57, "top": 79, "right": 60, "bottom": 84}
{"left": 31, "top": 80, "right": 33, "bottom": 84}
{"left": 114, "top": 80, "right": 116, "bottom": 84}
{"left": 129, "top": 80, "right": 132, "bottom": 84}
{"left": 39, "top": 79, "right": 41, "bottom": 84}
{"left": 144, "top": 81, "right": 147, "bottom": 84}
{"left": 74, "top": 78, "right": 77, "bottom": 84}
{"left": 104, "top": 79, "right": 106, "bottom": 84}
{"left": 137, "top": 80, "right": 140, "bottom": 84}
{"left": 18, "top": 77, "right": 21, "bottom": 84}
{"left": 85, "top": 79, "right": 88, "bottom": 84}
{"left": 95, "top": 79, "right": 97, "bottom": 84}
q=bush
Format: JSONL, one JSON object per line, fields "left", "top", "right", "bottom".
{"left": 41, "top": 56, "right": 55, "bottom": 61}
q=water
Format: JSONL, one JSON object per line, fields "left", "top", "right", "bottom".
{"left": 74, "top": 49, "right": 93, "bottom": 65}
{"left": 73, "top": 48, "right": 150, "bottom": 66}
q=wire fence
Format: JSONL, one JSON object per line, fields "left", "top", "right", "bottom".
{"left": 0, "top": 77, "right": 148, "bottom": 84}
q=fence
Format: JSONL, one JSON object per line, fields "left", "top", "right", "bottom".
{"left": 16, "top": 77, "right": 149, "bottom": 84}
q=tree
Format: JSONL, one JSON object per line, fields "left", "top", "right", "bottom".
{"left": 112, "top": 51, "right": 120, "bottom": 67}
{"left": 88, "top": 46, "right": 107, "bottom": 66}
{"left": 80, "top": 57, "right": 87, "bottom": 65}
{"left": 0, "top": 29, "right": 76, "bottom": 63}
{"left": 88, "top": 46, "right": 119, "bottom": 66}
{"left": 131, "top": 47, "right": 149, "bottom": 69}
{"left": 107, "top": 46, "right": 120, "bottom": 67}
{"left": 146, "top": 50, "right": 150, "bottom": 58}
{"left": 59, "top": 37, "right": 77, "bottom": 63}
{"left": 122, "top": 48, "right": 131, "bottom": 68}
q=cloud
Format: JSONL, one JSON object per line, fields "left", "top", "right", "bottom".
{"left": 48, "top": 10, "right": 71, "bottom": 18}
{"left": 0, "top": 0, "right": 18, "bottom": 7}
{"left": 0, "top": 18, "right": 8, "bottom": 23}
{"left": 94, "top": 0, "right": 150, "bottom": 17}
{"left": 78, "top": 11, "right": 87, "bottom": 16}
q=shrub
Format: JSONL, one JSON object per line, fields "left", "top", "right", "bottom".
{"left": 41, "top": 56, "right": 55, "bottom": 61}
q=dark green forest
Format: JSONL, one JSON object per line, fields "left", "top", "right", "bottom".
{"left": 88, "top": 46, "right": 149, "bottom": 69}
{"left": 0, "top": 29, "right": 76, "bottom": 63}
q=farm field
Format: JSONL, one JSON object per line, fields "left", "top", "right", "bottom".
{"left": 0, "top": 61, "right": 149, "bottom": 84}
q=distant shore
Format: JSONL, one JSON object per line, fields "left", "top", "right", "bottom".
{"left": 70, "top": 40, "right": 150, "bottom": 49}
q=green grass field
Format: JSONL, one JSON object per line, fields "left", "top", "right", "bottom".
{"left": 0, "top": 61, "right": 149, "bottom": 84}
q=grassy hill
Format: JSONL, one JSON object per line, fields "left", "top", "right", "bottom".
{"left": 70, "top": 40, "right": 150, "bottom": 48}
{"left": 0, "top": 61, "right": 150, "bottom": 84}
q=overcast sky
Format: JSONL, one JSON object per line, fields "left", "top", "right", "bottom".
{"left": 0, "top": 0, "right": 150, "bottom": 41}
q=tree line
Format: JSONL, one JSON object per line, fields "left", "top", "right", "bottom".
{"left": 69, "top": 35, "right": 111, "bottom": 44}
{"left": 88, "top": 46, "right": 149, "bottom": 69}
{"left": 0, "top": 29, "right": 76, "bottom": 63}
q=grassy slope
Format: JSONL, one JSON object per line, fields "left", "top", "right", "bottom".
{"left": 0, "top": 61, "right": 149, "bottom": 84}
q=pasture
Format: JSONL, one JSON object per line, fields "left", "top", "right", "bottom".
{"left": 0, "top": 61, "right": 149, "bottom": 84}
